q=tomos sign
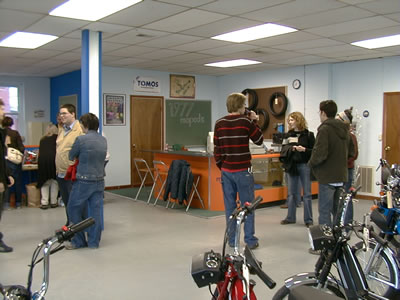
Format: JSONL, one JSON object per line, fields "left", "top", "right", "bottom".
{"left": 133, "top": 76, "right": 161, "bottom": 93}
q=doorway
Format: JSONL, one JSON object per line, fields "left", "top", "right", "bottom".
{"left": 130, "top": 95, "right": 164, "bottom": 187}
{"left": 382, "top": 92, "right": 400, "bottom": 165}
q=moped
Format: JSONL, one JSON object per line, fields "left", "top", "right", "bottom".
{"left": 191, "top": 196, "right": 276, "bottom": 299}
{"left": 0, "top": 218, "right": 95, "bottom": 300}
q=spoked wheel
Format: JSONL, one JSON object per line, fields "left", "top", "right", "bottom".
{"left": 272, "top": 282, "right": 345, "bottom": 300}
{"left": 354, "top": 241, "right": 398, "bottom": 298}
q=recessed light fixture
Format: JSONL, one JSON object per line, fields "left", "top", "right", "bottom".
{"left": 49, "top": 0, "right": 143, "bottom": 21}
{"left": 211, "top": 23, "right": 297, "bottom": 43}
{"left": 0, "top": 32, "right": 58, "bottom": 49}
{"left": 205, "top": 59, "right": 262, "bottom": 68}
{"left": 351, "top": 34, "right": 400, "bottom": 49}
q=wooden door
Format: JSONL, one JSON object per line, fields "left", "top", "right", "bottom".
{"left": 131, "top": 95, "right": 163, "bottom": 186}
{"left": 382, "top": 92, "right": 400, "bottom": 165}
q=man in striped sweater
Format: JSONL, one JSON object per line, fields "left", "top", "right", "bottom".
{"left": 214, "top": 93, "right": 263, "bottom": 249}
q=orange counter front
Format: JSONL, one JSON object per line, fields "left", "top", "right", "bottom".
{"left": 152, "top": 151, "right": 318, "bottom": 211}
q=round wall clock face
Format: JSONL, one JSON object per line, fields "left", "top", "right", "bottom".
{"left": 292, "top": 79, "right": 301, "bottom": 89}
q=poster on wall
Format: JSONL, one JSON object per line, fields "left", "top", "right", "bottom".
{"left": 103, "top": 93, "right": 125, "bottom": 126}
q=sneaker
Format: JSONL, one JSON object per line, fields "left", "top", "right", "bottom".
{"left": 50, "top": 204, "right": 58, "bottom": 208}
{"left": 308, "top": 248, "right": 321, "bottom": 255}
{"left": 0, "top": 241, "right": 13, "bottom": 253}
{"left": 247, "top": 242, "right": 259, "bottom": 250}
{"left": 65, "top": 243, "right": 79, "bottom": 250}
{"left": 280, "top": 204, "right": 288, "bottom": 209}
{"left": 305, "top": 222, "right": 314, "bottom": 228}
{"left": 280, "top": 219, "right": 295, "bottom": 225}
{"left": 40, "top": 204, "right": 50, "bottom": 210}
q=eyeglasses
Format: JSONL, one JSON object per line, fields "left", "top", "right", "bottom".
{"left": 59, "top": 112, "right": 70, "bottom": 115}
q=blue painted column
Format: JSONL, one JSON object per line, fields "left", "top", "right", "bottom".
{"left": 81, "top": 29, "right": 102, "bottom": 132}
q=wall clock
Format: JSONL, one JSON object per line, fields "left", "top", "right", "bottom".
{"left": 292, "top": 79, "right": 301, "bottom": 89}
{"left": 170, "top": 74, "right": 196, "bottom": 98}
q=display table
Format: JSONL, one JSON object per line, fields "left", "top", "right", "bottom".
{"left": 148, "top": 150, "right": 318, "bottom": 211}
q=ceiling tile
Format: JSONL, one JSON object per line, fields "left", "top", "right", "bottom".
{"left": 275, "top": 38, "right": 344, "bottom": 51}
{"left": 0, "top": 0, "right": 63, "bottom": 14}
{"left": 104, "top": 28, "right": 169, "bottom": 45}
{"left": 181, "top": 17, "right": 261, "bottom": 38}
{"left": 39, "top": 37, "right": 81, "bottom": 51}
{"left": 0, "top": 9, "right": 44, "bottom": 33}
{"left": 136, "top": 49, "right": 187, "bottom": 59}
{"left": 105, "top": 45, "right": 158, "bottom": 57}
{"left": 143, "top": 9, "right": 228, "bottom": 32}
{"left": 283, "top": 6, "right": 375, "bottom": 29}
{"left": 198, "top": 44, "right": 258, "bottom": 56}
{"left": 101, "top": 0, "right": 188, "bottom": 27}
{"left": 170, "top": 39, "right": 231, "bottom": 52}
{"left": 242, "top": 0, "right": 346, "bottom": 22}
{"left": 283, "top": 55, "right": 339, "bottom": 65}
{"left": 158, "top": 0, "right": 214, "bottom": 7}
{"left": 199, "top": 0, "right": 290, "bottom": 15}
{"left": 138, "top": 34, "right": 202, "bottom": 48}
{"left": 332, "top": 26, "right": 400, "bottom": 43}
{"left": 163, "top": 52, "right": 212, "bottom": 63}
{"left": 25, "top": 16, "right": 89, "bottom": 36}
{"left": 305, "top": 16, "right": 398, "bottom": 37}
{"left": 357, "top": 0, "right": 400, "bottom": 14}
{"left": 17, "top": 49, "right": 62, "bottom": 59}
{"left": 246, "top": 31, "right": 321, "bottom": 47}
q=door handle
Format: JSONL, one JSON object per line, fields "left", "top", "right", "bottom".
{"left": 384, "top": 146, "right": 391, "bottom": 151}
{"left": 132, "top": 144, "right": 136, "bottom": 151}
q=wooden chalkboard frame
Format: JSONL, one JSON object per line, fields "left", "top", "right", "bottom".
{"left": 165, "top": 99, "right": 211, "bottom": 147}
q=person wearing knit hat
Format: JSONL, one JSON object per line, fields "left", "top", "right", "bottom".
{"left": 336, "top": 107, "right": 358, "bottom": 225}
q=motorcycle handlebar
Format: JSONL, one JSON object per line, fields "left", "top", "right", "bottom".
{"left": 244, "top": 196, "right": 263, "bottom": 214}
{"left": 369, "top": 227, "right": 388, "bottom": 247}
{"left": 56, "top": 218, "right": 95, "bottom": 243}
{"left": 244, "top": 246, "right": 276, "bottom": 289}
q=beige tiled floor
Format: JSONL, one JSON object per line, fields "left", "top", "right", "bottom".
{"left": 0, "top": 193, "right": 375, "bottom": 299}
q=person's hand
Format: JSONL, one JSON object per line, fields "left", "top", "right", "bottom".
{"left": 8, "top": 176, "right": 15, "bottom": 187}
{"left": 248, "top": 110, "right": 259, "bottom": 121}
{"left": 0, "top": 183, "right": 4, "bottom": 193}
{"left": 293, "top": 145, "right": 306, "bottom": 152}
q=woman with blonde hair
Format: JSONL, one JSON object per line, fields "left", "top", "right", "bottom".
{"left": 280, "top": 112, "right": 315, "bottom": 227}
{"left": 37, "top": 123, "right": 59, "bottom": 209}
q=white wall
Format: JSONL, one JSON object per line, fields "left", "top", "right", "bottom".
{"left": 102, "top": 67, "right": 218, "bottom": 187}
{"left": 0, "top": 75, "right": 50, "bottom": 144}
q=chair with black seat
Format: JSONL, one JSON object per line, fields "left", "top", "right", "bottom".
{"left": 133, "top": 158, "right": 155, "bottom": 202}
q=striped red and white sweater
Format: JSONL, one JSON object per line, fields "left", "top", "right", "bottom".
{"left": 214, "top": 114, "right": 263, "bottom": 172}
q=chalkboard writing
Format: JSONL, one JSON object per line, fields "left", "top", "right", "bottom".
{"left": 166, "top": 99, "right": 211, "bottom": 146}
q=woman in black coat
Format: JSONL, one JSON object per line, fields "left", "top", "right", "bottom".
{"left": 37, "top": 124, "right": 59, "bottom": 209}
{"left": 2, "top": 116, "right": 24, "bottom": 208}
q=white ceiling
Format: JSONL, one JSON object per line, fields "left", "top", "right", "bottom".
{"left": 0, "top": 0, "right": 399, "bottom": 77}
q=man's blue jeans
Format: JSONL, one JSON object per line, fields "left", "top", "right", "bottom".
{"left": 318, "top": 183, "right": 343, "bottom": 226}
{"left": 221, "top": 170, "right": 258, "bottom": 246}
{"left": 67, "top": 179, "right": 104, "bottom": 248}
{"left": 4, "top": 161, "right": 23, "bottom": 207}
{"left": 285, "top": 164, "right": 313, "bottom": 224}
{"left": 344, "top": 168, "right": 354, "bottom": 225}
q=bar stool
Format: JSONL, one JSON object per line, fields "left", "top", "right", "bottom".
{"left": 150, "top": 160, "right": 169, "bottom": 206}
{"left": 133, "top": 158, "right": 154, "bottom": 201}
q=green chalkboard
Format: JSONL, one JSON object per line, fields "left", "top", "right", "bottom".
{"left": 166, "top": 99, "right": 211, "bottom": 146}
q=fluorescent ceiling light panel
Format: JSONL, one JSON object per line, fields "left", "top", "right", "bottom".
{"left": 205, "top": 59, "right": 261, "bottom": 68}
{"left": 49, "top": 0, "right": 143, "bottom": 21}
{"left": 212, "top": 23, "right": 297, "bottom": 43}
{"left": 351, "top": 34, "right": 400, "bottom": 49}
{"left": 0, "top": 32, "right": 58, "bottom": 49}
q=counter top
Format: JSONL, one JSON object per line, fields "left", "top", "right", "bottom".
{"left": 142, "top": 149, "right": 280, "bottom": 158}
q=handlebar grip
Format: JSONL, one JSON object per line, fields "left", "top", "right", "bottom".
{"left": 70, "top": 217, "right": 95, "bottom": 234}
{"left": 369, "top": 228, "right": 388, "bottom": 247}
{"left": 244, "top": 246, "right": 276, "bottom": 289}
{"left": 245, "top": 196, "right": 263, "bottom": 213}
{"left": 254, "top": 266, "right": 276, "bottom": 289}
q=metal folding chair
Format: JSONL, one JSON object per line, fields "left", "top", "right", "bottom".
{"left": 133, "top": 158, "right": 154, "bottom": 202}
{"left": 151, "top": 160, "right": 169, "bottom": 206}
{"left": 185, "top": 174, "right": 205, "bottom": 212}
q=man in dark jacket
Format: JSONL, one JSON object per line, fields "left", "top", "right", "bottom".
{"left": 309, "top": 100, "right": 354, "bottom": 230}
{"left": 0, "top": 99, "right": 15, "bottom": 253}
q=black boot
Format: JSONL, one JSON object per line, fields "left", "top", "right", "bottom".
{"left": 0, "top": 232, "right": 13, "bottom": 253}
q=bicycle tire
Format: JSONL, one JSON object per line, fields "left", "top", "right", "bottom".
{"left": 269, "top": 92, "right": 288, "bottom": 116}
{"left": 272, "top": 282, "right": 344, "bottom": 300}
{"left": 242, "top": 89, "right": 258, "bottom": 111}
{"left": 354, "top": 241, "right": 398, "bottom": 298}
{"left": 255, "top": 108, "right": 269, "bottom": 131}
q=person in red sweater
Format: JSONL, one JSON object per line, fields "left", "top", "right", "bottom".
{"left": 214, "top": 93, "right": 263, "bottom": 249}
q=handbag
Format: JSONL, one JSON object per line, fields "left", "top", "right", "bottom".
{"left": 7, "top": 147, "right": 23, "bottom": 164}
{"left": 65, "top": 160, "right": 79, "bottom": 181}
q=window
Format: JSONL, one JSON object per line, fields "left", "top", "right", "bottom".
{"left": 0, "top": 86, "right": 20, "bottom": 130}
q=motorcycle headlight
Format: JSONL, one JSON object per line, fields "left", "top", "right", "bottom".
{"left": 307, "top": 225, "right": 335, "bottom": 251}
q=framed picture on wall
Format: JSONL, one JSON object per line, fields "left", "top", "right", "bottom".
{"left": 103, "top": 93, "right": 126, "bottom": 126}
{"left": 170, "top": 74, "right": 195, "bottom": 98}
